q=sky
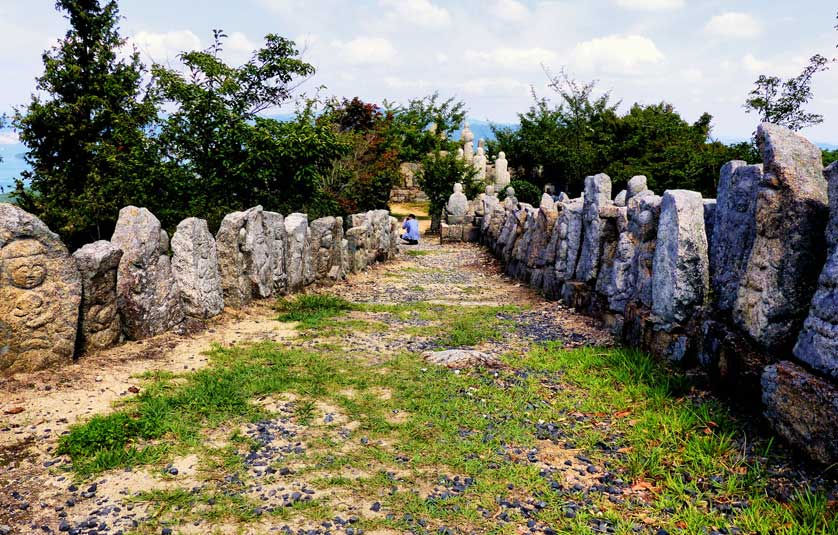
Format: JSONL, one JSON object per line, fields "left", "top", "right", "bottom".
{"left": 0, "top": 0, "right": 836, "bottom": 145}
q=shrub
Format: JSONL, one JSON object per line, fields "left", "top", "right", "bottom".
{"left": 501, "top": 179, "right": 542, "bottom": 205}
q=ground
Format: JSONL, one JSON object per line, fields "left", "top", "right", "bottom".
{"left": 0, "top": 242, "right": 836, "bottom": 535}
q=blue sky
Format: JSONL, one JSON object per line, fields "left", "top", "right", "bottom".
{"left": 0, "top": 0, "right": 836, "bottom": 146}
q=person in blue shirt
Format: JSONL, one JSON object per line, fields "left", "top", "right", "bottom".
{"left": 401, "top": 214, "right": 420, "bottom": 245}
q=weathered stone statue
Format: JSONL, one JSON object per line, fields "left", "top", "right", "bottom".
{"left": 445, "top": 183, "right": 469, "bottom": 224}
{"left": 495, "top": 151, "right": 510, "bottom": 188}
{"left": 74, "top": 241, "right": 122, "bottom": 353}
{"left": 733, "top": 123, "right": 829, "bottom": 351}
{"left": 554, "top": 197, "right": 584, "bottom": 284}
{"left": 0, "top": 204, "right": 82, "bottom": 373}
{"left": 111, "top": 206, "right": 184, "bottom": 340}
{"left": 171, "top": 217, "right": 224, "bottom": 319}
{"left": 216, "top": 206, "right": 272, "bottom": 308}
{"left": 284, "top": 213, "right": 309, "bottom": 292}
{"left": 575, "top": 173, "right": 612, "bottom": 282}
{"left": 263, "top": 211, "right": 287, "bottom": 295}
{"left": 473, "top": 146, "right": 487, "bottom": 183}
{"left": 503, "top": 186, "right": 518, "bottom": 211}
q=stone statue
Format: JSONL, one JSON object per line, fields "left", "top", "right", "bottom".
{"left": 445, "top": 183, "right": 469, "bottom": 224}
{"left": 464, "top": 140, "right": 474, "bottom": 163}
{"left": 503, "top": 186, "right": 518, "bottom": 211}
{"left": 462, "top": 122, "right": 474, "bottom": 144}
{"left": 473, "top": 146, "right": 487, "bottom": 182}
{"left": 496, "top": 151, "right": 510, "bottom": 188}
{"left": 456, "top": 147, "right": 464, "bottom": 160}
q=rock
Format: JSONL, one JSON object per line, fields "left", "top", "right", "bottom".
{"left": 794, "top": 247, "right": 838, "bottom": 379}
{"left": 310, "top": 216, "right": 343, "bottom": 284}
{"left": 575, "top": 173, "right": 612, "bottom": 282}
{"left": 445, "top": 183, "right": 469, "bottom": 224}
{"left": 284, "top": 213, "right": 310, "bottom": 292}
{"left": 215, "top": 206, "right": 272, "bottom": 308}
{"left": 345, "top": 226, "right": 367, "bottom": 274}
{"left": 711, "top": 162, "right": 761, "bottom": 313}
{"left": 762, "top": 361, "right": 838, "bottom": 465}
{"left": 628, "top": 194, "right": 661, "bottom": 309}
{"left": 503, "top": 187, "right": 518, "bottom": 211}
{"left": 826, "top": 161, "right": 838, "bottom": 255}
{"left": 111, "top": 206, "right": 184, "bottom": 340}
{"left": 554, "top": 197, "right": 584, "bottom": 283}
{"left": 595, "top": 206, "right": 630, "bottom": 312}
{"left": 613, "top": 190, "right": 627, "bottom": 207}
{"left": 262, "top": 211, "right": 288, "bottom": 295}
{"left": 733, "top": 123, "right": 828, "bottom": 351}
{"left": 626, "top": 175, "right": 649, "bottom": 200}
{"left": 702, "top": 199, "right": 716, "bottom": 256}
{"left": 171, "top": 218, "right": 224, "bottom": 319}
{"left": 651, "top": 190, "right": 708, "bottom": 324}
{"left": 0, "top": 204, "right": 82, "bottom": 372}
{"left": 73, "top": 241, "right": 122, "bottom": 352}
{"left": 423, "top": 350, "right": 502, "bottom": 369}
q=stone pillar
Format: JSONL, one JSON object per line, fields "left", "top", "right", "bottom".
{"left": 263, "top": 211, "right": 288, "bottom": 295}
{"left": 111, "top": 206, "right": 184, "bottom": 340}
{"left": 74, "top": 241, "right": 122, "bottom": 353}
{"left": 0, "top": 204, "right": 82, "bottom": 373}
{"left": 575, "top": 173, "right": 612, "bottom": 282}
{"left": 171, "top": 218, "right": 224, "bottom": 319}
{"left": 554, "top": 197, "right": 584, "bottom": 284}
{"left": 733, "top": 123, "right": 828, "bottom": 352}
{"left": 651, "top": 190, "right": 709, "bottom": 324}
{"left": 216, "top": 206, "right": 272, "bottom": 308}
{"left": 284, "top": 213, "right": 309, "bottom": 293}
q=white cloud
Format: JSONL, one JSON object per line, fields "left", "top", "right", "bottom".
{"left": 742, "top": 53, "right": 770, "bottom": 73}
{"left": 680, "top": 67, "right": 703, "bottom": 82}
{"left": 615, "top": 0, "right": 684, "bottom": 10}
{"left": 385, "top": 77, "right": 430, "bottom": 90}
{"left": 570, "top": 35, "right": 664, "bottom": 74}
{"left": 705, "top": 13, "right": 762, "bottom": 38}
{"left": 130, "top": 30, "right": 201, "bottom": 63}
{"left": 493, "top": 0, "right": 530, "bottom": 22}
{"left": 333, "top": 37, "right": 397, "bottom": 65}
{"left": 464, "top": 47, "right": 557, "bottom": 69}
{"left": 460, "top": 78, "right": 529, "bottom": 96}
{"left": 0, "top": 132, "right": 19, "bottom": 145}
{"left": 379, "top": 0, "right": 451, "bottom": 29}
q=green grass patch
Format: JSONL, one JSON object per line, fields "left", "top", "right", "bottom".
{"left": 404, "top": 249, "right": 433, "bottom": 257}
{"left": 275, "top": 294, "right": 357, "bottom": 328}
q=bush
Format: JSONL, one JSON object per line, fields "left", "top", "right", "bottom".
{"left": 416, "top": 151, "right": 478, "bottom": 232}
{"left": 501, "top": 180, "right": 542, "bottom": 205}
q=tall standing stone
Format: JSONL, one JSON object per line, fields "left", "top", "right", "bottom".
{"left": 171, "top": 218, "right": 224, "bottom": 319}
{"left": 215, "top": 206, "right": 272, "bottom": 308}
{"left": 733, "top": 123, "right": 828, "bottom": 351}
{"left": 0, "top": 204, "right": 82, "bottom": 373}
{"left": 73, "top": 241, "right": 122, "bottom": 353}
{"left": 710, "top": 162, "right": 761, "bottom": 313}
{"left": 284, "top": 213, "right": 310, "bottom": 292}
{"left": 263, "top": 211, "right": 287, "bottom": 295}
{"left": 575, "top": 173, "right": 612, "bottom": 282}
{"left": 111, "top": 206, "right": 184, "bottom": 340}
{"left": 554, "top": 197, "right": 584, "bottom": 283}
{"left": 628, "top": 194, "right": 661, "bottom": 309}
{"left": 310, "top": 216, "right": 344, "bottom": 283}
{"left": 651, "top": 190, "right": 709, "bottom": 324}
{"left": 826, "top": 161, "right": 838, "bottom": 255}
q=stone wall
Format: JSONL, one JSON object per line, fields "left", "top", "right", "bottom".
{"left": 0, "top": 204, "right": 398, "bottom": 374}
{"left": 479, "top": 123, "right": 838, "bottom": 465}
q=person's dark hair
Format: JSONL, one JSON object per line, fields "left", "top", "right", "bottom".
{"left": 408, "top": 214, "right": 416, "bottom": 219}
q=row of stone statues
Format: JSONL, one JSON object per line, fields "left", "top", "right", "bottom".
{"left": 455, "top": 122, "right": 510, "bottom": 189}
{"left": 0, "top": 204, "right": 399, "bottom": 374}
{"left": 473, "top": 122, "right": 838, "bottom": 466}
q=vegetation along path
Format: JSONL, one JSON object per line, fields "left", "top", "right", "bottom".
{"left": 1, "top": 243, "right": 836, "bottom": 535}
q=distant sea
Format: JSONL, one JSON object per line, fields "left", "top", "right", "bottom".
{"left": 0, "top": 140, "right": 27, "bottom": 197}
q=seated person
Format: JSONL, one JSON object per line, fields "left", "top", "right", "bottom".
{"left": 400, "top": 214, "right": 420, "bottom": 245}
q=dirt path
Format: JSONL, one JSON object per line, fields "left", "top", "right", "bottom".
{"left": 0, "top": 243, "right": 833, "bottom": 535}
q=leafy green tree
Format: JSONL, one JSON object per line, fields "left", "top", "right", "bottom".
{"left": 501, "top": 179, "right": 541, "bottom": 206}
{"left": 152, "top": 30, "right": 318, "bottom": 229}
{"left": 12, "top": 0, "right": 160, "bottom": 247}
{"left": 416, "top": 151, "right": 477, "bottom": 232}
{"left": 384, "top": 92, "right": 466, "bottom": 161}
{"left": 743, "top": 54, "right": 830, "bottom": 131}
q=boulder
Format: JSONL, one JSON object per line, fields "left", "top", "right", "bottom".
{"left": 733, "top": 123, "right": 828, "bottom": 351}
{"left": 73, "top": 241, "right": 122, "bottom": 353}
{"left": 826, "top": 161, "right": 838, "bottom": 254}
{"left": 0, "top": 204, "right": 82, "bottom": 373}
{"left": 627, "top": 175, "right": 649, "bottom": 200}
{"left": 613, "top": 190, "right": 627, "bottom": 207}
{"left": 794, "top": 246, "right": 838, "bottom": 379}
{"left": 554, "top": 197, "right": 584, "bottom": 283}
{"left": 575, "top": 173, "right": 612, "bottom": 282}
{"left": 711, "top": 162, "right": 762, "bottom": 313}
{"left": 651, "top": 190, "right": 709, "bottom": 324}
{"left": 345, "top": 226, "right": 367, "bottom": 273}
{"left": 594, "top": 206, "right": 630, "bottom": 312}
{"left": 762, "top": 361, "right": 838, "bottom": 465}
{"left": 702, "top": 199, "right": 716, "bottom": 256}
{"left": 628, "top": 194, "right": 661, "bottom": 309}
{"left": 284, "top": 213, "right": 310, "bottom": 292}
{"left": 111, "top": 206, "right": 184, "bottom": 340}
{"left": 171, "top": 218, "right": 224, "bottom": 319}
{"left": 310, "top": 216, "right": 344, "bottom": 284}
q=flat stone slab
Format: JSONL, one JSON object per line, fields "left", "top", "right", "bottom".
{"left": 423, "top": 349, "right": 503, "bottom": 369}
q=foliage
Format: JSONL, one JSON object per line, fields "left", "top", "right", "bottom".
{"left": 383, "top": 92, "right": 465, "bottom": 162}
{"left": 493, "top": 71, "right": 758, "bottom": 197}
{"left": 501, "top": 179, "right": 541, "bottom": 205}
{"left": 152, "top": 30, "right": 322, "bottom": 230}
{"left": 416, "top": 151, "right": 477, "bottom": 231}
{"left": 12, "top": 0, "right": 160, "bottom": 248}
{"left": 824, "top": 148, "right": 838, "bottom": 166}
{"left": 743, "top": 54, "right": 831, "bottom": 131}
{"left": 317, "top": 97, "right": 402, "bottom": 217}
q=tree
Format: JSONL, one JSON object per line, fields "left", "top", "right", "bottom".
{"left": 383, "top": 93, "right": 466, "bottom": 162}
{"left": 416, "top": 151, "right": 477, "bottom": 232}
{"left": 12, "top": 0, "right": 159, "bottom": 247}
{"left": 152, "top": 30, "right": 318, "bottom": 229}
{"left": 743, "top": 54, "right": 830, "bottom": 131}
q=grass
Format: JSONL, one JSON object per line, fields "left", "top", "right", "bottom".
{"left": 56, "top": 298, "right": 836, "bottom": 533}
